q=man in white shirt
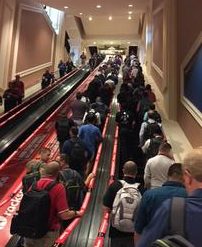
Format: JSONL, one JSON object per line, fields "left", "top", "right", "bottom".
{"left": 144, "top": 142, "right": 174, "bottom": 189}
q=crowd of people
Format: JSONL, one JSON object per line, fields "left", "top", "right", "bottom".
{"left": 103, "top": 54, "right": 202, "bottom": 247}
{"left": 1, "top": 53, "right": 104, "bottom": 113}
{"left": 11, "top": 56, "right": 122, "bottom": 247}
{"left": 8, "top": 53, "right": 202, "bottom": 247}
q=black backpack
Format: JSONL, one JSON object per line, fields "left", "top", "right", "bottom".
{"left": 143, "top": 122, "right": 162, "bottom": 143}
{"left": 153, "top": 110, "right": 162, "bottom": 123}
{"left": 119, "top": 111, "right": 130, "bottom": 127}
{"left": 10, "top": 181, "right": 56, "bottom": 239}
{"left": 151, "top": 198, "right": 194, "bottom": 247}
{"left": 69, "top": 139, "right": 86, "bottom": 167}
{"left": 59, "top": 169, "right": 84, "bottom": 210}
{"left": 55, "top": 118, "right": 70, "bottom": 141}
{"left": 22, "top": 162, "right": 43, "bottom": 193}
{"left": 146, "top": 137, "right": 164, "bottom": 159}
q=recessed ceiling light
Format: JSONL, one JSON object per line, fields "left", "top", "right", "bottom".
{"left": 80, "top": 12, "right": 83, "bottom": 15}
{"left": 96, "top": 5, "right": 102, "bottom": 8}
{"left": 109, "top": 16, "right": 112, "bottom": 21}
{"left": 128, "top": 16, "right": 132, "bottom": 20}
{"left": 127, "top": 41, "right": 131, "bottom": 44}
{"left": 93, "top": 42, "right": 97, "bottom": 45}
{"left": 89, "top": 16, "right": 93, "bottom": 21}
{"left": 110, "top": 41, "right": 113, "bottom": 45}
{"left": 64, "top": 6, "right": 69, "bottom": 9}
{"left": 128, "top": 4, "right": 133, "bottom": 8}
{"left": 128, "top": 11, "right": 132, "bottom": 14}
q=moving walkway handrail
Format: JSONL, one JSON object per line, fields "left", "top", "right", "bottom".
{"left": 93, "top": 126, "right": 119, "bottom": 247}
{"left": 0, "top": 69, "right": 60, "bottom": 122}
{"left": 0, "top": 69, "right": 78, "bottom": 127}
{"left": 0, "top": 67, "right": 97, "bottom": 172}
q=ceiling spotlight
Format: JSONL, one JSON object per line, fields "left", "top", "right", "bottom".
{"left": 128, "top": 4, "right": 133, "bottom": 8}
{"left": 64, "top": 6, "right": 69, "bottom": 9}
{"left": 89, "top": 16, "right": 93, "bottom": 21}
{"left": 96, "top": 5, "right": 102, "bottom": 8}
{"left": 110, "top": 41, "right": 113, "bottom": 45}
{"left": 128, "top": 11, "right": 133, "bottom": 14}
{"left": 128, "top": 16, "right": 132, "bottom": 20}
{"left": 80, "top": 12, "right": 83, "bottom": 15}
{"left": 127, "top": 41, "right": 131, "bottom": 44}
{"left": 93, "top": 42, "right": 97, "bottom": 45}
{"left": 109, "top": 16, "right": 112, "bottom": 21}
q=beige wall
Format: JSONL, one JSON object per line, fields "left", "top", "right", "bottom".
{"left": 177, "top": 0, "right": 202, "bottom": 147}
{"left": 146, "top": 0, "right": 202, "bottom": 146}
{"left": 150, "top": 0, "right": 164, "bottom": 92}
{"left": 0, "top": 0, "right": 16, "bottom": 92}
{"left": 146, "top": 0, "right": 177, "bottom": 119}
{"left": 16, "top": 9, "right": 53, "bottom": 73}
{"left": 0, "top": 0, "right": 56, "bottom": 91}
{"left": 152, "top": 9, "right": 163, "bottom": 71}
{"left": 152, "top": 0, "right": 163, "bottom": 11}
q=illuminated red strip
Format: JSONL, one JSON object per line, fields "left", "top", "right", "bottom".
{"left": 93, "top": 126, "right": 119, "bottom": 247}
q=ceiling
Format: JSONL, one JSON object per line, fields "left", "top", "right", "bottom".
{"left": 35, "top": 0, "right": 150, "bottom": 47}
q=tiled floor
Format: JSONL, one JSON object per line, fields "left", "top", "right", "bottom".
{"left": 144, "top": 69, "right": 193, "bottom": 162}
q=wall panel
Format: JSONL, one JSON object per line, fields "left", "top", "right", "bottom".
{"left": 16, "top": 8, "right": 54, "bottom": 75}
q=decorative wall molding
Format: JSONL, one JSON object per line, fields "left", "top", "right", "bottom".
{"left": 12, "top": 3, "right": 55, "bottom": 78}
{"left": 151, "top": 61, "right": 164, "bottom": 78}
{"left": 19, "top": 62, "right": 52, "bottom": 77}
{"left": 153, "top": 2, "right": 164, "bottom": 16}
{"left": 0, "top": 1, "right": 15, "bottom": 89}
{"left": 151, "top": 3, "right": 164, "bottom": 81}
{"left": 180, "top": 32, "right": 202, "bottom": 127}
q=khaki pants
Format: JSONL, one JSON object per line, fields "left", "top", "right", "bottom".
{"left": 24, "top": 231, "right": 59, "bottom": 247}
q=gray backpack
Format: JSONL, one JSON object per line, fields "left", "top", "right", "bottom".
{"left": 111, "top": 180, "right": 141, "bottom": 232}
{"left": 151, "top": 197, "right": 194, "bottom": 247}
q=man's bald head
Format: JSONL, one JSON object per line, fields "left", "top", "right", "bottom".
{"left": 183, "top": 147, "right": 202, "bottom": 182}
{"left": 123, "top": 161, "right": 137, "bottom": 177}
{"left": 44, "top": 161, "right": 60, "bottom": 177}
{"left": 26, "top": 159, "right": 39, "bottom": 173}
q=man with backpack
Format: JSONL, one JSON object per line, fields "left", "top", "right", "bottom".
{"left": 139, "top": 110, "right": 163, "bottom": 147}
{"left": 103, "top": 161, "right": 141, "bottom": 247}
{"left": 11, "top": 161, "right": 81, "bottom": 247}
{"left": 62, "top": 126, "right": 88, "bottom": 178}
{"left": 55, "top": 111, "right": 75, "bottom": 152}
{"left": 57, "top": 154, "right": 95, "bottom": 229}
{"left": 116, "top": 106, "right": 137, "bottom": 171}
{"left": 142, "top": 128, "right": 165, "bottom": 160}
{"left": 70, "top": 92, "right": 89, "bottom": 126}
{"left": 137, "top": 148, "right": 202, "bottom": 247}
{"left": 58, "top": 154, "right": 85, "bottom": 210}
{"left": 22, "top": 147, "right": 51, "bottom": 193}
{"left": 143, "top": 104, "right": 162, "bottom": 123}
{"left": 79, "top": 113, "right": 102, "bottom": 173}
{"left": 91, "top": 96, "right": 109, "bottom": 126}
